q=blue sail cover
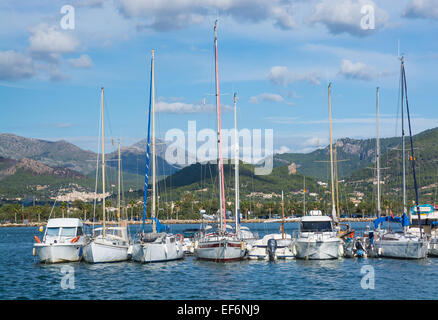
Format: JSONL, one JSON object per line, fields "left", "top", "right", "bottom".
{"left": 374, "top": 212, "right": 410, "bottom": 229}
{"left": 152, "top": 217, "right": 169, "bottom": 233}
{"left": 142, "top": 57, "right": 153, "bottom": 233}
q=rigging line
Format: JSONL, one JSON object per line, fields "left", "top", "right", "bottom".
{"left": 93, "top": 95, "right": 102, "bottom": 228}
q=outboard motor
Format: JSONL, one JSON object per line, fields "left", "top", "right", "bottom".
{"left": 355, "top": 239, "right": 365, "bottom": 257}
{"left": 267, "top": 239, "right": 277, "bottom": 261}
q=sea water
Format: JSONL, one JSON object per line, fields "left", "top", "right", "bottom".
{"left": 0, "top": 222, "right": 437, "bottom": 300}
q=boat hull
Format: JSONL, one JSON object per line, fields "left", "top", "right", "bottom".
{"left": 82, "top": 240, "right": 128, "bottom": 263}
{"left": 195, "top": 238, "right": 245, "bottom": 262}
{"left": 34, "top": 243, "right": 83, "bottom": 263}
{"left": 295, "top": 238, "right": 341, "bottom": 260}
{"left": 374, "top": 239, "right": 427, "bottom": 259}
{"left": 131, "top": 242, "right": 184, "bottom": 263}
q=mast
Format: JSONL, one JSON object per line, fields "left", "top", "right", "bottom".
{"left": 303, "top": 176, "right": 306, "bottom": 215}
{"left": 281, "top": 191, "right": 285, "bottom": 239}
{"left": 328, "top": 83, "right": 337, "bottom": 223}
{"left": 151, "top": 49, "right": 157, "bottom": 234}
{"left": 142, "top": 50, "right": 153, "bottom": 234}
{"left": 101, "top": 87, "right": 106, "bottom": 237}
{"left": 402, "top": 58, "right": 422, "bottom": 238}
{"left": 117, "top": 140, "right": 121, "bottom": 222}
{"left": 214, "top": 20, "right": 226, "bottom": 233}
{"left": 234, "top": 92, "right": 240, "bottom": 236}
{"left": 401, "top": 58, "right": 407, "bottom": 219}
{"left": 334, "top": 144, "right": 340, "bottom": 218}
{"left": 376, "top": 87, "right": 381, "bottom": 219}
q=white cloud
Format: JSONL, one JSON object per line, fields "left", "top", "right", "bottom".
{"left": 268, "top": 66, "right": 321, "bottom": 86}
{"left": 249, "top": 92, "right": 295, "bottom": 105}
{"left": 156, "top": 100, "right": 232, "bottom": 114}
{"left": 68, "top": 54, "right": 93, "bottom": 68}
{"left": 338, "top": 59, "right": 388, "bottom": 80}
{"left": 308, "top": 0, "right": 388, "bottom": 37}
{"left": 0, "top": 50, "right": 35, "bottom": 80}
{"left": 275, "top": 145, "right": 291, "bottom": 154}
{"left": 28, "top": 23, "right": 79, "bottom": 56}
{"left": 117, "top": 0, "right": 297, "bottom": 31}
{"left": 403, "top": 0, "right": 438, "bottom": 20}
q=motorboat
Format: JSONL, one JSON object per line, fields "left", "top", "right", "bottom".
{"left": 33, "top": 218, "right": 88, "bottom": 263}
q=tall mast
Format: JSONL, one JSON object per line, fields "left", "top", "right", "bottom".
{"left": 151, "top": 49, "right": 157, "bottom": 234}
{"left": 101, "top": 87, "right": 106, "bottom": 237}
{"left": 234, "top": 92, "right": 240, "bottom": 236}
{"left": 328, "top": 83, "right": 337, "bottom": 223}
{"left": 376, "top": 87, "right": 381, "bottom": 219}
{"left": 335, "top": 144, "right": 340, "bottom": 218}
{"left": 214, "top": 20, "right": 226, "bottom": 233}
{"left": 281, "top": 190, "right": 285, "bottom": 239}
{"left": 401, "top": 57, "right": 407, "bottom": 218}
{"left": 117, "top": 140, "right": 121, "bottom": 222}
{"left": 402, "top": 58, "right": 422, "bottom": 237}
{"left": 303, "top": 176, "right": 306, "bottom": 215}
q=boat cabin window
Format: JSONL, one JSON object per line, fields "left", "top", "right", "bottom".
{"left": 76, "top": 227, "right": 83, "bottom": 236}
{"left": 61, "top": 227, "right": 76, "bottom": 237}
{"left": 46, "top": 227, "right": 60, "bottom": 237}
{"left": 301, "top": 221, "right": 333, "bottom": 232}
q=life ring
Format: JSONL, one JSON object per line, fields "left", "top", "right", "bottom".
{"left": 175, "top": 234, "right": 184, "bottom": 242}
{"left": 34, "top": 235, "right": 41, "bottom": 243}
{"left": 71, "top": 236, "right": 80, "bottom": 243}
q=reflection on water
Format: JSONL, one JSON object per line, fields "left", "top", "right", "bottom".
{"left": 1, "top": 223, "right": 438, "bottom": 299}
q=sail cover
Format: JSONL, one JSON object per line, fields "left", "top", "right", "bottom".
{"left": 374, "top": 212, "right": 410, "bottom": 229}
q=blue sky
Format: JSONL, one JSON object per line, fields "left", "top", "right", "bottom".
{"left": 1, "top": 0, "right": 438, "bottom": 158}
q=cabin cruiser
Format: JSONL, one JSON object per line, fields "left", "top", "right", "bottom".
{"left": 406, "top": 204, "right": 438, "bottom": 256}
{"left": 33, "top": 218, "right": 88, "bottom": 263}
{"left": 131, "top": 232, "right": 184, "bottom": 263}
{"left": 294, "top": 210, "right": 342, "bottom": 260}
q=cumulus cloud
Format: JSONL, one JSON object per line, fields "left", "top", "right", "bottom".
{"left": 308, "top": 0, "right": 388, "bottom": 37}
{"left": 249, "top": 92, "right": 294, "bottom": 105}
{"left": 339, "top": 59, "right": 389, "bottom": 80}
{"left": 117, "top": 0, "right": 297, "bottom": 31}
{"left": 403, "top": 0, "right": 438, "bottom": 20}
{"left": 68, "top": 54, "right": 93, "bottom": 68}
{"left": 268, "top": 66, "right": 321, "bottom": 86}
{"left": 0, "top": 50, "right": 35, "bottom": 80}
{"left": 29, "top": 24, "right": 79, "bottom": 57}
{"left": 275, "top": 145, "right": 291, "bottom": 154}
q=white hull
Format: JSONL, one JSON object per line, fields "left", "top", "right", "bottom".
{"left": 34, "top": 243, "right": 83, "bottom": 263}
{"left": 195, "top": 236, "right": 245, "bottom": 262}
{"left": 295, "top": 238, "right": 341, "bottom": 260}
{"left": 374, "top": 239, "right": 428, "bottom": 259}
{"left": 248, "top": 233, "right": 295, "bottom": 260}
{"left": 83, "top": 240, "right": 129, "bottom": 263}
{"left": 429, "top": 238, "right": 438, "bottom": 257}
{"left": 131, "top": 241, "right": 184, "bottom": 263}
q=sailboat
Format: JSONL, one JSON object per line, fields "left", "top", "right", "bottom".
{"left": 295, "top": 83, "right": 342, "bottom": 260}
{"left": 372, "top": 57, "right": 428, "bottom": 259}
{"left": 193, "top": 21, "right": 246, "bottom": 262}
{"left": 131, "top": 49, "right": 184, "bottom": 263}
{"left": 83, "top": 88, "right": 130, "bottom": 263}
{"left": 248, "top": 191, "right": 295, "bottom": 260}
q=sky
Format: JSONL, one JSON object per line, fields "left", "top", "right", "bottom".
{"left": 1, "top": 0, "right": 438, "bottom": 161}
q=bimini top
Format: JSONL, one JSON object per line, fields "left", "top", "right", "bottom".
{"left": 374, "top": 213, "right": 410, "bottom": 229}
{"left": 46, "top": 218, "right": 83, "bottom": 228}
{"left": 301, "top": 215, "right": 332, "bottom": 222}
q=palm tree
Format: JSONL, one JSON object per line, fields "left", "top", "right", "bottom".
{"left": 60, "top": 202, "right": 67, "bottom": 218}
{"left": 12, "top": 204, "right": 20, "bottom": 224}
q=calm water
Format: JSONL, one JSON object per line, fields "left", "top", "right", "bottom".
{"left": 0, "top": 222, "right": 437, "bottom": 300}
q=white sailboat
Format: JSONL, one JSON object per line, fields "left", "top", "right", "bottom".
{"left": 33, "top": 218, "right": 88, "bottom": 263}
{"left": 194, "top": 21, "right": 245, "bottom": 262}
{"left": 295, "top": 83, "right": 341, "bottom": 260}
{"left": 372, "top": 57, "right": 427, "bottom": 259}
{"left": 248, "top": 191, "right": 295, "bottom": 260}
{"left": 83, "top": 88, "right": 130, "bottom": 263}
{"left": 131, "top": 49, "right": 184, "bottom": 263}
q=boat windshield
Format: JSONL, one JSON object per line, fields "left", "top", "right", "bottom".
{"left": 301, "top": 221, "right": 333, "bottom": 232}
{"left": 61, "top": 227, "right": 76, "bottom": 237}
{"left": 46, "top": 227, "right": 60, "bottom": 237}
